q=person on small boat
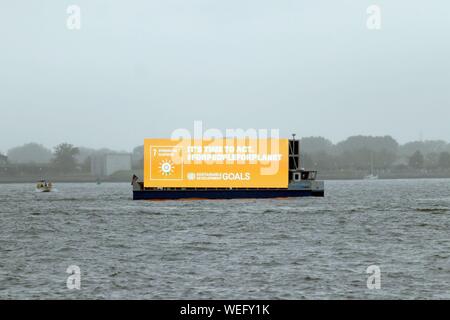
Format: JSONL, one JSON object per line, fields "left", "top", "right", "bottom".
{"left": 36, "top": 180, "right": 53, "bottom": 192}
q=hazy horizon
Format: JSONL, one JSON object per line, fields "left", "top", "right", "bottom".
{"left": 1, "top": 0, "right": 449, "bottom": 151}
{"left": 3, "top": 133, "right": 450, "bottom": 155}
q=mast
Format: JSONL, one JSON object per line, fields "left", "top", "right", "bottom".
{"left": 290, "top": 133, "right": 299, "bottom": 170}
{"left": 370, "top": 152, "right": 374, "bottom": 175}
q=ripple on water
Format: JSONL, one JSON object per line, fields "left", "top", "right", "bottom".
{"left": 0, "top": 180, "right": 450, "bottom": 299}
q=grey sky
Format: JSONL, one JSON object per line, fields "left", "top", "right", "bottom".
{"left": 0, "top": 0, "right": 449, "bottom": 152}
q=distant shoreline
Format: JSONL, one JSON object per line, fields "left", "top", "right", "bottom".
{"left": 317, "top": 170, "right": 450, "bottom": 181}
{"left": 1, "top": 173, "right": 450, "bottom": 184}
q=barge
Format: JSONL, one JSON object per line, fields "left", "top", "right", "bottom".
{"left": 132, "top": 137, "right": 324, "bottom": 200}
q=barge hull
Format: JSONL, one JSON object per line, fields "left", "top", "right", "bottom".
{"left": 133, "top": 189, "right": 324, "bottom": 200}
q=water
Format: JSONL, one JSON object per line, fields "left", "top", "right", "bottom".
{"left": 1, "top": 179, "right": 449, "bottom": 299}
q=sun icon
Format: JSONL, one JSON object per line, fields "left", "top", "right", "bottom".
{"left": 159, "top": 160, "right": 175, "bottom": 176}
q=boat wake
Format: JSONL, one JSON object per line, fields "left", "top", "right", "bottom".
{"left": 35, "top": 188, "right": 58, "bottom": 193}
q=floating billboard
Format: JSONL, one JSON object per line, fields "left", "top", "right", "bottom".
{"left": 143, "top": 138, "right": 288, "bottom": 188}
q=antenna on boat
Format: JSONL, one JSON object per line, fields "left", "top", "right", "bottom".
{"left": 292, "top": 133, "right": 296, "bottom": 141}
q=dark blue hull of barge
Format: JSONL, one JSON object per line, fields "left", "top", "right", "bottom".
{"left": 133, "top": 189, "right": 324, "bottom": 200}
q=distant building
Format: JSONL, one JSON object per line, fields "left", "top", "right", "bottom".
{"left": 0, "top": 153, "right": 7, "bottom": 165}
{"left": 90, "top": 153, "right": 132, "bottom": 177}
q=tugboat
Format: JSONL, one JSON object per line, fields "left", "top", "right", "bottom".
{"left": 36, "top": 180, "right": 53, "bottom": 192}
{"left": 132, "top": 137, "right": 324, "bottom": 200}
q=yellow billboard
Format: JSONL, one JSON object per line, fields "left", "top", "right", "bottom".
{"left": 143, "top": 138, "right": 288, "bottom": 188}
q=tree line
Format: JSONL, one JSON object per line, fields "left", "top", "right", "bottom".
{"left": 0, "top": 143, "right": 82, "bottom": 175}
{"left": 300, "top": 136, "right": 450, "bottom": 171}
{"left": 1, "top": 136, "right": 450, "bottom": 177}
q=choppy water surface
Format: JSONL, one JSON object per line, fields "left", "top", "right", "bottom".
{"left": 1, "top": 179, "right": 449, "bottom": 299}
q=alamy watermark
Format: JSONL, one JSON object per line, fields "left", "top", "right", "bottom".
{"left": 170, "top": 120, "right": 280, "bottom": 142}
{"left": 65, "top": 5, "right": 381, "bottom": 31}
{"left": 67, "top": 5, "right": 81, "bottom": 30}
{"left": 366, "top": 265, "right": 381, "bottom": 289}
{"left": 366, "top": 5, "right": 382, "bottom": 30}
{"left": 168, "top": 121, "right": 283, "bottom": 175}
{"left": 66, "top": 265, "right": 81, "bottom": 290}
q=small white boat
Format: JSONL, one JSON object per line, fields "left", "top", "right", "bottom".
{"left": 36, "top": 180, "right": 53, "bottom": 192}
